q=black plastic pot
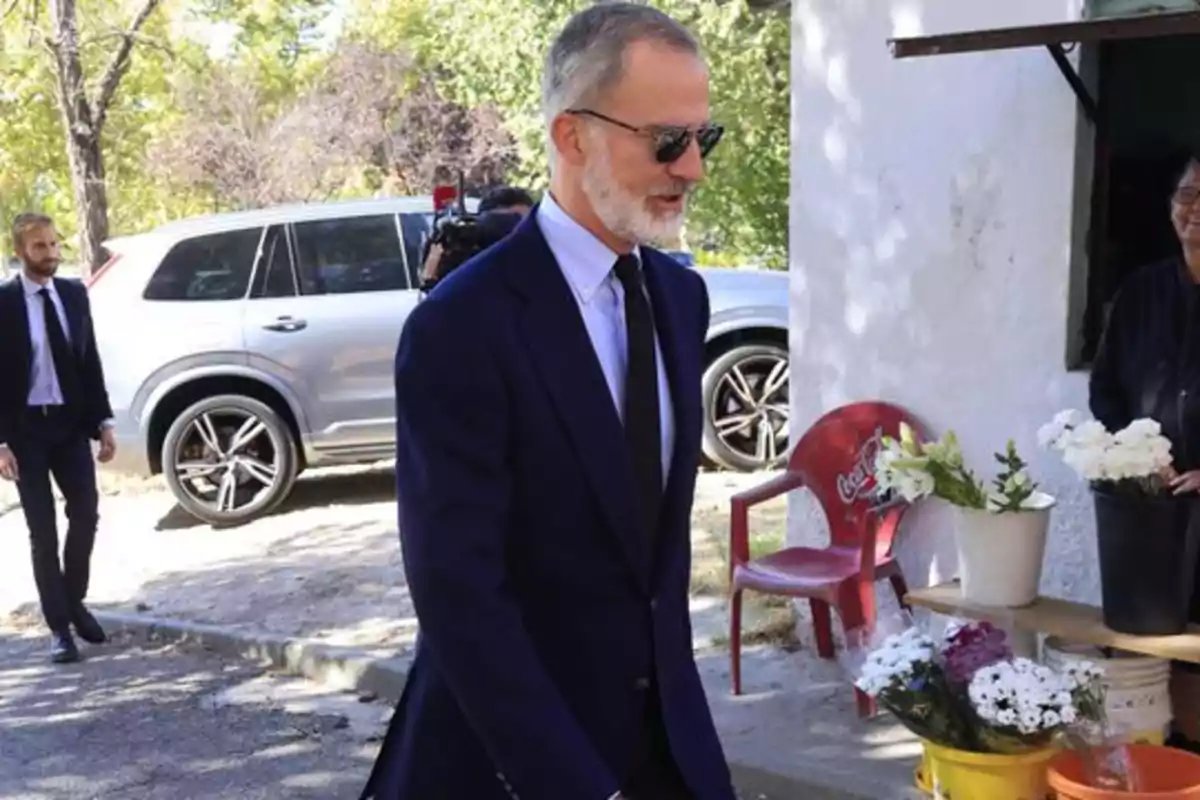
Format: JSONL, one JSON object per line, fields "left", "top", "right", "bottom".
{"left": 1093, "top": 487, "right": 1200, "bottom": 635}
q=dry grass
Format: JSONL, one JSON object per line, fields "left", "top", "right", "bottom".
{"left": 0, "top": 469, "right": 161, "bottom": 518}
{"left": 690, "top": 497, "right": 799, "bottom": 650}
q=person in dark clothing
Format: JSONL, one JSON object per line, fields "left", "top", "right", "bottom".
{"left": 419, "top": 209, "right": 526, "bottom": 293}
{"left": 1091, "top": 156, "right": 1200, "bottom": 491}
{"left": 477, "top": 185, "right": 537, "bottom": 215}
{"left": 0, "top": 213, "right": 116, "bottom": 664}
{"left": 419, "top": 188, "right": 535, "bottom": 288}
{"left": 361, "top": 4, "right": 732, "bottom": 798}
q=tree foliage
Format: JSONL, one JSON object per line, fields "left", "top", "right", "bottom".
{"left": 149, "top": 41, "right": 517, "bottom": 210}
{"left": 1, "top": 0, "right": 790, "bottom": 268}
{"left": 346, "top": 0, "right": 790, "bottom": 266}
{"left": 0, "top": 0, "right": 173, "bottom": 268}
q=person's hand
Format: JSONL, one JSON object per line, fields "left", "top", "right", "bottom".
{"left": 1162, "top": 465, "right": 1180, "bottom": 482}
{"left": 0, "top": 445, "right": 17, "bottom": 482}
{"left": 96, "top": 428, "right": 116, "bottom": 464}
{"left": 422, "top": 243, "right": 444, "bottom": 281}
{"left": 1171, "top": 469, "right": 1200, "bottom": 495}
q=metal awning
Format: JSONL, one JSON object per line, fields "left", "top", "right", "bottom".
{"left": 887, "top": 10, "right": 1200, "bottom": 126}
{"left": 888, "top": 10, "right": 1200, "bottom": 58}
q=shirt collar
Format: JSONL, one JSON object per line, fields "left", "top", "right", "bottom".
{"left": 537, "top": 192, "right": 640, "bottom": 304}
{"left": 19, "top": 271, "right": 54, "bottom": 298}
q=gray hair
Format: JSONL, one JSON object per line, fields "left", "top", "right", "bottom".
{"left": 541, "top": 2, "right": 702, "bottom": 171}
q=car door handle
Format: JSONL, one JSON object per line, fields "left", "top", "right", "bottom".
{"left": 262, "top": 316, "right": 307, "bottom": 333}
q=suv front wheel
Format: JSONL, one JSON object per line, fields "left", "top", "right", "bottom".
{"left": 701, "top": 343, "right": 790, "bottom": 472}
{"left": 161, "top": 394, "right": 299, "bottom": 526}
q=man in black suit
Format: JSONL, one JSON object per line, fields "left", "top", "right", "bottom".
{"left": 0, "top": 213, "right": 116, "bottom": 663}
{"left": 362, "top": 5, "right": 733, "bottom": 799}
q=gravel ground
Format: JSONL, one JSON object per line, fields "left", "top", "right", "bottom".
{"left": 0, "top": 465, "right": 787, "bottom": 659}
{"left": 0, "top": 625, "right": 386, "bottom": 800}
{"left": 0, "top": 465, "right": 922, "bottom": 799}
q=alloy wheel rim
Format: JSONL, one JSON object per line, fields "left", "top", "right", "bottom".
{"left": 172, "top": 409, "right": 281, "bottom": 514}
{"left": 712, "top": 354, "right": 790, "bottom": 466}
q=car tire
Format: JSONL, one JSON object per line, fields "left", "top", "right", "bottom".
{"left": 701, "top": 343, "right": 790, "bottom": 472}
{"left": 161, "top": 394, "right": 299, "bottom": 527}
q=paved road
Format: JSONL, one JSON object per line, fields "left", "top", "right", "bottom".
{"left": 0, "top": 626, "right": 388, "bottom": 799}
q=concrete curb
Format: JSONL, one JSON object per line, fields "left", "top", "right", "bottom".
{"left": 94, "top": 610, "right": 411, "bottom": 701}
{"left": 94, "top": 610, "right": 885, "bottom": 800}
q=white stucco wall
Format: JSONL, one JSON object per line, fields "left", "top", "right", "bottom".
{"left": 787, "top": 0, "right": 1104, "bottom": 605}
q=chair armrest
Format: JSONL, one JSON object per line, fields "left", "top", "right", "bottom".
{"left": 729, "top": 471, "right": 804, "bottom": 574}
{"left": 730, "top": 471, "right": 804, "bottom": 508}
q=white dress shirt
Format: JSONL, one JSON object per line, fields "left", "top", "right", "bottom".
{"left": 22, "top": 272, "right": 72, "bottom": 406}
{"left": 536, "top": 193, "right": 674, "bottom": 482}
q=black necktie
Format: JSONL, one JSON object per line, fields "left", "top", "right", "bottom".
{"left": 38, "top": 287, "right": 79, "bottom": 405}
{"left": 613, "top": 254, "right": 663, "bottom": 541}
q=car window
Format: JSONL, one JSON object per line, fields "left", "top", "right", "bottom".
{"left": 142, "top": 228, "right": 263, "bottom": 301}
{"left": 399, "top": 212, "right": 434, "bottom": 287}
{"left": 292, "top": 215, "right": 407, "bottom": 295}
{"left": 249, "top": 225, "right": 297, "bottom": 299}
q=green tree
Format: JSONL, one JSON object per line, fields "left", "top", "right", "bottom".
{"left": 0, "top": 0, "right": 168, "bottom": 275}
{"left": 183, "top": 0, "right": 335, "bottom": 106}
{"left": 346, "top": 0, "right": 789, "bottom": 266}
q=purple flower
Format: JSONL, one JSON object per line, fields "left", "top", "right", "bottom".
{"left": 942, "top": 621, "right": 1012, "bottom": 684}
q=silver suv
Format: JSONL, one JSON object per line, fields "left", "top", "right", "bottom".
{"left": 90, "top": 197, "right": 788, "bottom": 526}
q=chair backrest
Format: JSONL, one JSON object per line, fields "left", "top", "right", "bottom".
{"left": 788, "top": 401, "right": 928, "bottom": 556}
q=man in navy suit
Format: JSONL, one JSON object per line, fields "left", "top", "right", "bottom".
{"left": 363, "top": 4, "right": 734, "bottom": 799}
{"left": 0, "top": 213, "right": 116, "bottom": 664}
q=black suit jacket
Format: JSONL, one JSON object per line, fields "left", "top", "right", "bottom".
{"left": 364, "top": 211, "right": 735, "bottom": 800}
{"left": 0, "top": 275, "right": 113, "bottom": 443}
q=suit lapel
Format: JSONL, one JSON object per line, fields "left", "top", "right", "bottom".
{"left": 5, "top": 279, "right": 32, "bottom": 384}
{"left": 505, "top": 216, "right": 652, "bottom": 590}
{"left": 642, "top": 253, "right": 704, "bottom": 558}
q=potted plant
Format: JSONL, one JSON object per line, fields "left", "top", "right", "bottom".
{"left": 874, "top": 424, "right": 1055, "bottom": 607}
{"left": 850, "top": 620, "right": 1107, "bottom": 799}
{"left": 1039, "top": 410, "right": 1200, "bottom": 635}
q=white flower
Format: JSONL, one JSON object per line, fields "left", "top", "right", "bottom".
{"left": 853, "top": 627, "right": 937, "bottom": 698}
{"left": 1063, "top": 444, "right": 1110, "bottom": 482}
{"left": 1038, "top": 409, "right": 1086, "bottom": 448}
{"left": 1067, "top": 420, "right": 1112, "bottom": 449}
{"left": 1116, "top": 419, "right": 1163, "bottom": 443}
{"left": 967, "top": 658, "right": 1082, "bottom": 736}
{"left": 1043, "top": 411, "right": 1175, "bottom": 484}
{"left": 874, "top": 443, "right": 936, "bottom": 503}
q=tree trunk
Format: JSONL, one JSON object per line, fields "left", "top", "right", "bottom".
{"left": 65, "top": 135, "right": 110, "bottom": 278}
{"left": 46, "top": 0, "right": 160, "bottom": 278}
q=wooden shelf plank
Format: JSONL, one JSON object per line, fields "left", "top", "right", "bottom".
{"left": 905, "top": 582, "right": 1200, "bottom": 664}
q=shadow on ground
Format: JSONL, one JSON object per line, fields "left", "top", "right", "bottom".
{"left": 97, "top": 517, "right": 417, "bottom": 656}
{"left": 155, "top": 469, "right": 397, "bottom": 532}
{"left": 0, "top": 629, "right": 379, "bottom": 799}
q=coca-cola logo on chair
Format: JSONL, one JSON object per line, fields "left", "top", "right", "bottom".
{"left": 836, "top": 425, "right": 886, "bottom": 507}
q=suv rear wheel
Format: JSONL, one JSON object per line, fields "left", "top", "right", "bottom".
{"left": 701, "top": 343, "right": 790, "bottom": 472}
{"left": 161, "top": 394, "right": 299, "bottom": 526}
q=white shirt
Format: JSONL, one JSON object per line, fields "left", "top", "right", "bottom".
{"left": 21, "top": 272, "right": 71, "bottom": 406}
{"left": 537, "top": 193, "right": 674, "bottom": 483}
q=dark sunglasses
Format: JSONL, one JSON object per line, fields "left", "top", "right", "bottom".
{"left": 566, "top": 109, "right": 724, "bottom": 164}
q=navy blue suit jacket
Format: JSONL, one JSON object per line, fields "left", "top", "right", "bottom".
{"left": 363, "top": 212, "right": 735, "bottom": 800}
{"left": 0, "top": 276, "right": 113, "bottom": 443}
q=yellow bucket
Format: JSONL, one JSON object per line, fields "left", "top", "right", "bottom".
{"left": 917, "top": 740, "right": 1057, "bottom": 800}
{"left": 1129, "top": 728, "right": 1166, "bottom": 747}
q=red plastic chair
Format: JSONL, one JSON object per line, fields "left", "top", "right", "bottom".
{"left": 728, "top": 401, "right": 927, "bottom": 717}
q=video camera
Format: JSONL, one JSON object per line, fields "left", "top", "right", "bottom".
{"left": 419, "top": 174, "right": 523, "bottom": 292}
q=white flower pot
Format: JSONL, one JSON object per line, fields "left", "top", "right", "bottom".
{"left": 951, "top": 493, "right": 1054, "bottom": 608}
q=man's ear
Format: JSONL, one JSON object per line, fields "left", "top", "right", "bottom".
{"left": 550, "top": 114, "right": 588, "bottom": 168}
